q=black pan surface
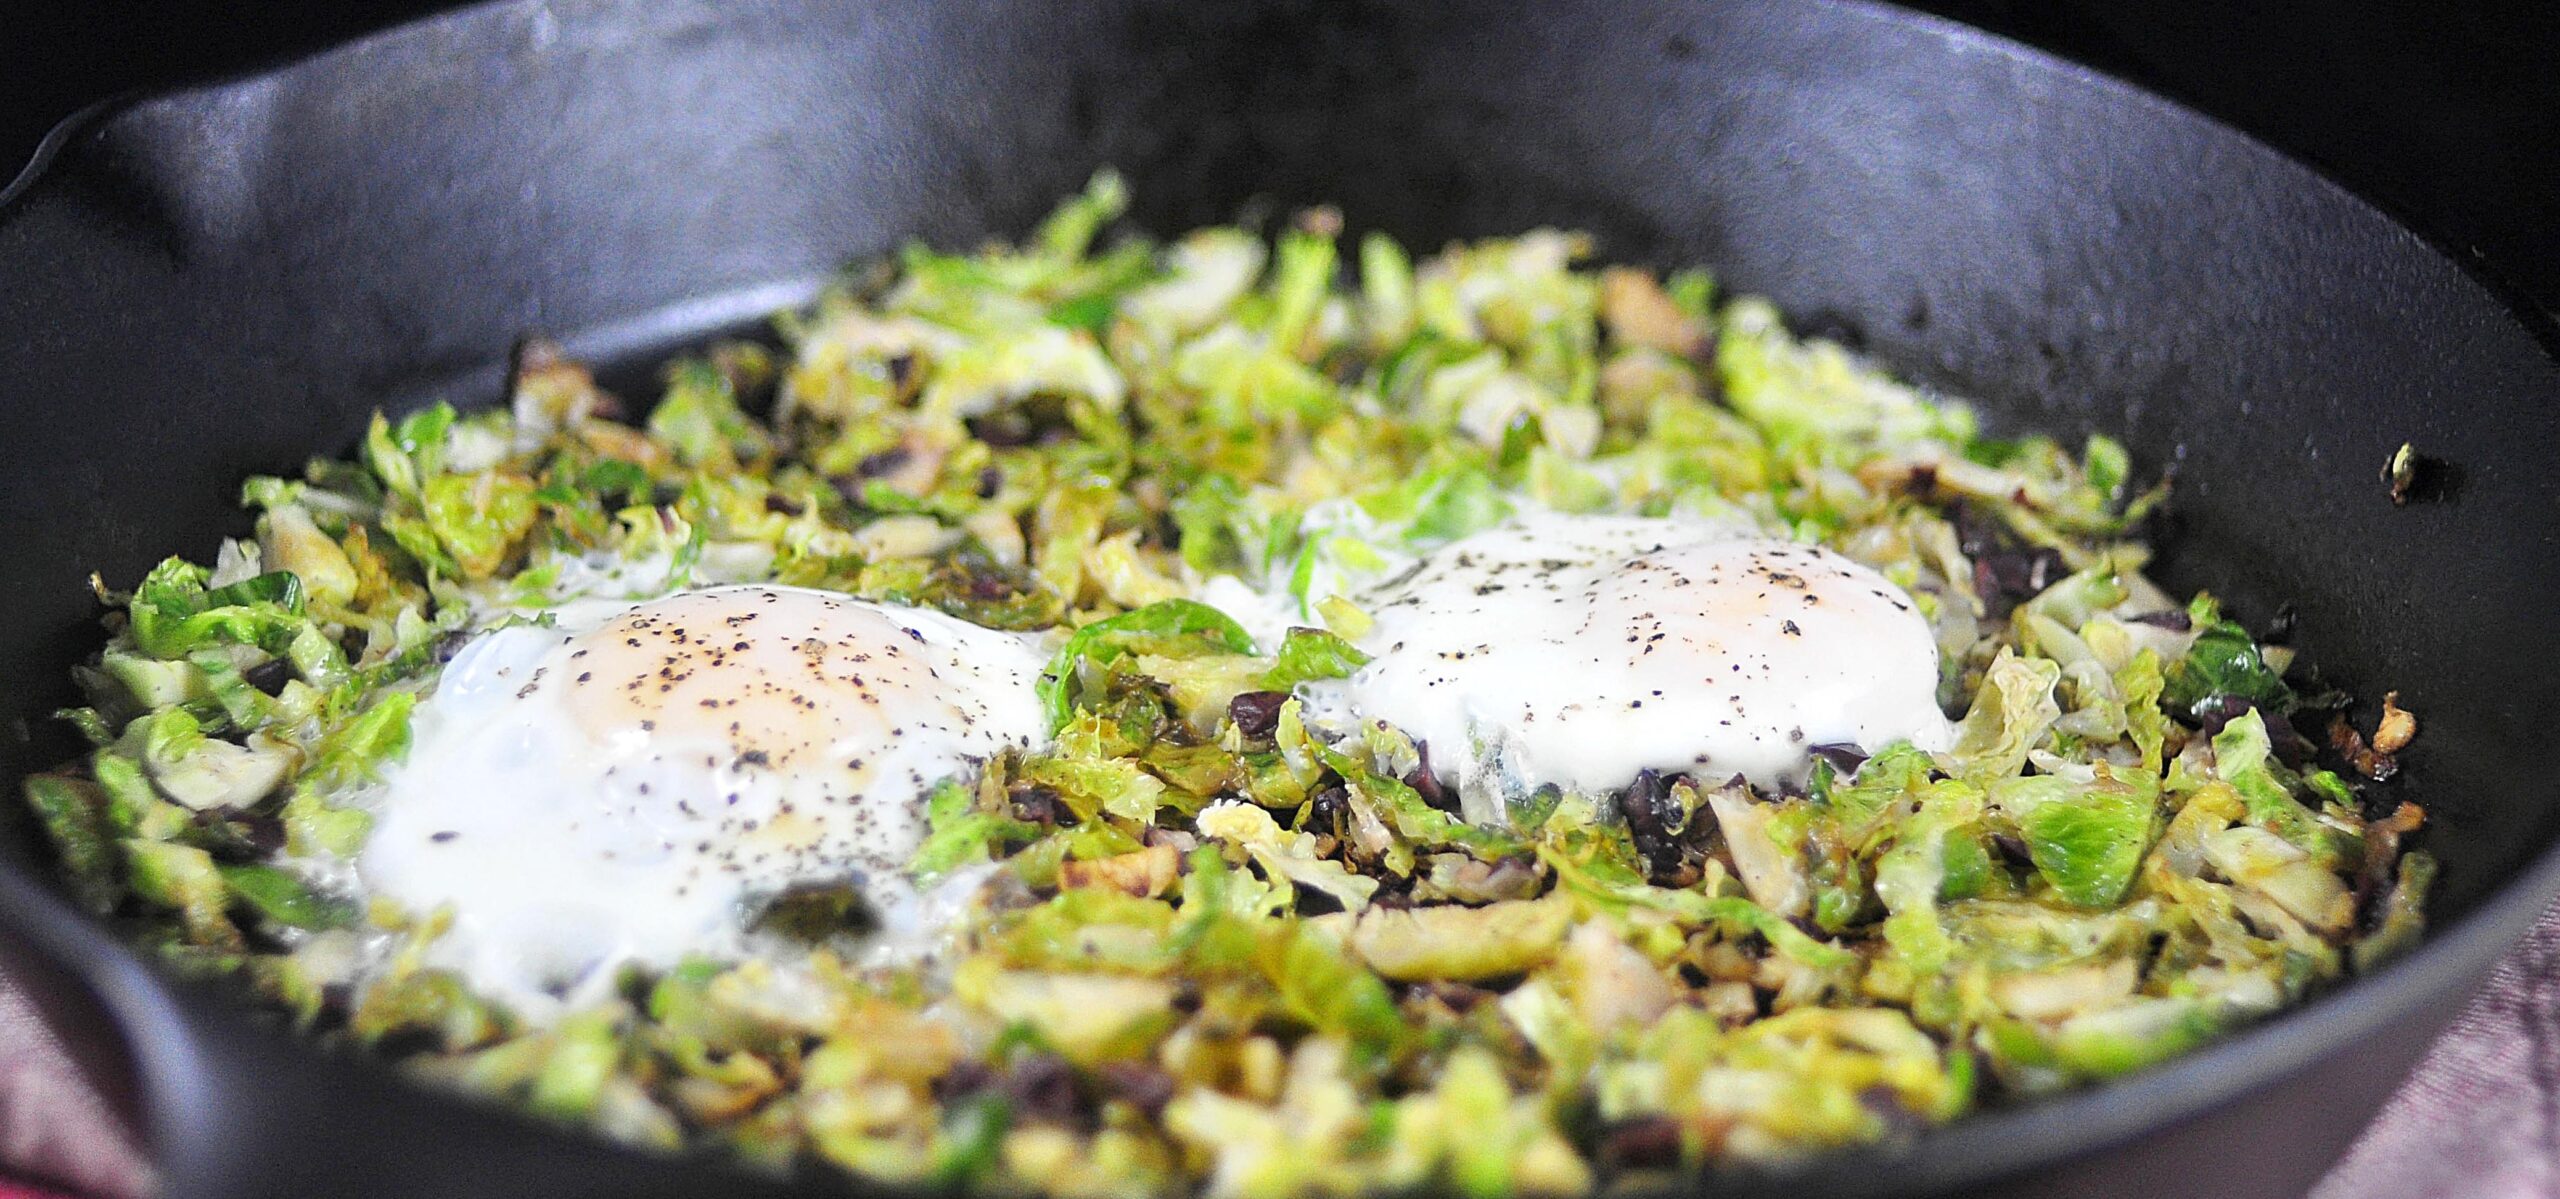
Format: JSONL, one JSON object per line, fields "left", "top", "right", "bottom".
{"left": 4, "top": 2, "right": 2557, "bottom": 1197}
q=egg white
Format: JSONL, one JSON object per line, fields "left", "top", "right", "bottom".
{"left": 1310, "top": 513, "right": 1953, "bottom": 822}
{"left": 356, "top": 584, "right": 1046, "bottom": 1013}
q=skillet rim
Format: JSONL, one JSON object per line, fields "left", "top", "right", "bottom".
{"left": 2, "top": 0, "right": 2557, "bottom": 1193}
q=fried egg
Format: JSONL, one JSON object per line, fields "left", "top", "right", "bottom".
{"left": 1320, "top": 513, "right": 1953, "bottom": 822}
{"left": 357, "top": 584, "right": 1045, "bottom": 1013}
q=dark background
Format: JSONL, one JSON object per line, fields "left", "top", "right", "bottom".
{"left": 4, "top": 1, "right": 2556, "bottom": 312}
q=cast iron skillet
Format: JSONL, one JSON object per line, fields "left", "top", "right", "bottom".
{"left": 3, "top": 2, "right": 2556, "bottom": 1196}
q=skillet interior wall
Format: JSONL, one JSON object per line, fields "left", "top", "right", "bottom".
{"left": 3, "top": 0, "right": 2557, "bottom": 929}
{"left": 12, "top": 3, "right": 2559, "bottom": 315}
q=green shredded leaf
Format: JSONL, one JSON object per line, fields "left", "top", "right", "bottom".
{"left": 218, "top": 863, "right": 355, "bottom": 930}
{"left": 1262, "top": 626, "right": 1371, "bottom": 691}
{"left": 2163, "top": 619, "right": 2295, "bottom": 719}
{"left": 1039, "top": 599, "right": 1255, "bottom": 731}
{"left": 911, "top": 779, "right": 1039, "bottom": 881}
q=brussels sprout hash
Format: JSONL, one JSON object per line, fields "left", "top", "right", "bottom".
{"left": 24, "top": 175, "right": 2432, "bottom": 1197}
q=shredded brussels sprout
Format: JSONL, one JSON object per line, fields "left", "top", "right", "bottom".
{"left": 24, "top": 174, "right": 2428, "bottom": 1196}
